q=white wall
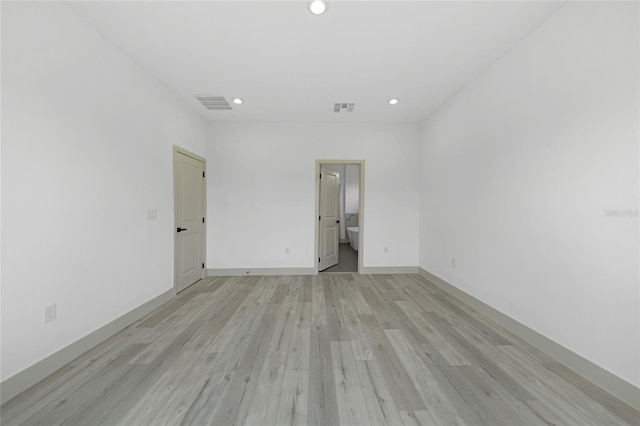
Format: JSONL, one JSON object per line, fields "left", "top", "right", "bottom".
{"left": 207, "top": 122, "right": 419, "bottom": 269}
{"left": 419, "top": 1, "right": 639, "bottom": 387}
{"left": 1, "top": 2, "right": 207, "bottom": 381}
{"left": 345, "top": 165, "right": 360, "bottom": 214}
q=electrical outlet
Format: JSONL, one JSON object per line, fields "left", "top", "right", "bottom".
{"left": 451, "top": 258, "right": 456, "bottom": 268}
{"left": 44, "top": 304, "right": 56, "bottom": 323}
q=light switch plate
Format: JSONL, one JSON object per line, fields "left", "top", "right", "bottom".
{"left": 44, "top": 304, "right": 56, "bottom": 323}
{"left": 146, "top": 209, "right": 158, "bottom": 220}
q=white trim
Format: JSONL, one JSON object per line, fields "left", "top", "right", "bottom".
{"left": 207, "top": 268, "right": 317, "bottom": 276}
{"left": 418, "top": 267, "right": 640, "bottom": 412}
{"left": 173, "top": 145, "right": 207, "bottom": 295}
{"left": 0, "top": 289, "right": 174, "bottom": 405}
{"left": 315, "top": 160, "right": 365, "bottom": 274}
{"left": 360, "top": 266, "right": 419, "bottom": 274}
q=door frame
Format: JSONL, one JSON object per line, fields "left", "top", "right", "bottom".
{"left": 315, "top": 160, "right": 365, "bottom": 274}
{"left": 173, "top": 145, "right": 207, "bottom": 295}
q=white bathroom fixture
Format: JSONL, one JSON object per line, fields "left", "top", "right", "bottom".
{"left": 347, "top": 227, "right": 359, "bottom": 251}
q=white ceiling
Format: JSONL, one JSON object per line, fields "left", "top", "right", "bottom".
{"left": 69, "top": 1, "right": 564, "bottom": 122}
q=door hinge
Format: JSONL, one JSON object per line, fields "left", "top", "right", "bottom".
{"left": 202, "top": 217, "right": 205, "bottom": 223}
{"left": 203, "top": 171, "right": 206, "bottom": 178}
{"left": 319, "top": 173, "right": 322, "bottom": 179}
{"left": 319, "top": 258, "right": 321, "bottom": 263}
{"left": 319, "top": 215, "right": 321, "bottom": 221}
{"left": 202, "top": 263, "right": 205, "bottom": 268}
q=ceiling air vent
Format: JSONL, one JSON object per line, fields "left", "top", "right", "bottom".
{"left": 334, "top": 103, "right": 355, "bottom": 113}
{"left": 196, "top": 95, "right": 232, "bottom": 110}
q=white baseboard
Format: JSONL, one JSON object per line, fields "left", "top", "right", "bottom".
{"left": 418, "top": 267, "right": 640, "bottom": 412}
{"left": 0, "top": 289, "right": 174, "bottom": 405}
{"left": 207, "top": 267, "right": 317, "bottom": 276}
{"left": 207, "top": 267, "right": 419, "bottom": 276}
{"left": 360, "top": 266, "right": 419, "bottom": 274}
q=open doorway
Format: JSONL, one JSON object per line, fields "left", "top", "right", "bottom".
{"left": 315, "top": 160, "right": 364, "bottom": 274}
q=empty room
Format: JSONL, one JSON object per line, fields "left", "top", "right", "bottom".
{"left": 1, "top": 1, "right": 638, "bottom": 425}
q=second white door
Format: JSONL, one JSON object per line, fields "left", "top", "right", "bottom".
{"left": 319, "top": 167, "right": 340, "bottom": 271}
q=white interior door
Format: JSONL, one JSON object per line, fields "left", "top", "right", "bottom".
{"left": 319, "top": 167, "right": 340, "bottom": 271}
{"left": 175, "top": 150, "right": 205, "bottom": 293}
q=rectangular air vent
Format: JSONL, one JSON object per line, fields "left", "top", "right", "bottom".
{"left": 334, "top": 103, "right": 355, "bottom": 113}
{"left": 196, "top": 95, "right": 232, "bottom": 110}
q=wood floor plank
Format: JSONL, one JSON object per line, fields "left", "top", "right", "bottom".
{"left": 112, "top": 318, "right": 221, "bottom": 424}
{"left": 58, "top": 362, "right": 155, "bottom": 425}
{"left": 542, "top": 361, "right": 640, "bottom": 426}
{"left": 310, "top": 276, "right": 326, "bottom": 326}
{"left": 483, "top": 400, "right": 549, "bottom": 426}
{"left": 137, "top": 291, "right": 200, "bottom": 328}
{"left": 307, "top": 325, "right": 339, "bottom": 426}
{"left": 211, "top": 310, "right": 278, "bottom": 426}
{"left": 354, "top": 359, "right": 404, "bottom": 426}
{"left": 324, "top": 301, "right": 348, "bottom": 342}
{"left": 301, "top": 276, "right": 313, "bottom": 303}
{"left": 179, "top": 371, "right": 235, "bottom": 425}
{"left": 400, "top": 410, "right": 439, "bottom": 426}
{"left": 492, "top": 344, "right": 608, "bottom": 425}
{"left": 438, "top": 365, "right": 509, "bottom": 425}
{"left": 203, "top": 280, "right": 258, "bottom": 352}
{"left": 428, "top": 291, "right": 512, "bottom": 346}
{"left": 395, "top": 299, "right": 470, "bottom": 366}
{"left": 423, "top": 311, "right": 536, "bottom": 402}
{"left": 350, "top": 336, "right": 375, "bottom": 361}
{"left": 286, "top": 302, "right": 311, "bottom": 371}
{"left": 385, "top": 329, "right": 470, "bottom": 426}
{"left": 359, "top": 315, "right": 426, "bottom": 411}
{"left": 2, "top": 274, "right": 637, "bottom": 426}
{"left": 243, "top": 350, "right": 287, "bottom": 426}
{"left": 453, "top": 364, "right": 519, "bottom": 403}
{"left": 523, "top": 399, "right": 571, "bottom": 426}
{"left": 411, "top": 342, "right": 489, "bottom": 426}
{"left": 359, "top": 286, "right": 397, "bottom": 329}
{"left": 269, "top": 295, "right": 297, "bottom": 353}
{"left": 104, "top": 340, "right": 228, "bottom": 425}
{"left": 29, "top": 344, "right": 148, "bottom": 425}
{"left": 322, "top": 276, "right": 349, "bottom": 342}
{"left": 286, "top": 275, "right": 303, "bottom": 301}
{"left": 347, "top": 283, "right": 373, "bottom": 315}
{"left": 386, "top": 300, "right": 429, "bottom": 344}
{"left": 339, "top": 296, "right": 361, "bottom": 332}
{"left": 399, "top": 410, "right": 422, "bottom": 426}
{"left": 208, "top": 303, "right": 267, "bottom": 373}
{"left": 330, "top": 341, "right": 371, "bottom": 426}
{"left": 275, "top": 369, "right": 309, "bottom": 426}
{"left": 496, "top": 344, "right": 629, "bottom": 426}
{"left": 122, "top": 351, "right": 219, "bottom": 426}
{"left": 0, "top": 328, "right": 148, "bottom": 425}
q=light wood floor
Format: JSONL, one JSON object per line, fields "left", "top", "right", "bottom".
{"left": 2, "top": 274, "right": 638, "bottom": 426}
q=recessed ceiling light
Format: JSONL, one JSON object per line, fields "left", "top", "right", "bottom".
{"left": 388, "top": 98, "right": 399, "bottom": 105}
{"left": 232, "top": 98, "right": 243, "bottom": 105}
{"left": 309, "top": 0, "right": 327, "bottom": 15}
